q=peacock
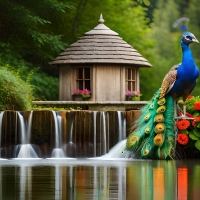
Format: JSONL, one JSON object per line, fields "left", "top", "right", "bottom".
{"left": 123, "top": 32, "right": 199, "bottom": 160}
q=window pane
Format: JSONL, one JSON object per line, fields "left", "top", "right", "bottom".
{"left": 132, "top": 69, "right": 135, "bottom": 80}
{"left": 78, "top": 80, "right": 83, "bottom": 90}
{"left": 132, "top": 81, "right": 136, "bottom": 91}
{"left": 128, "top": 81, "right": 131, "bottom": 90}
{"left": 125, "top": 68, "right": 136, "bottom": 92}
{"left": 85, "top": 80, "right": 90, "bottom": 90}
{"left": 128, "top": 69, "right": 131, "bottom": 80}
{"left": 125, "top": 69, "right": 128, "bottom": 80}
{"left": 77, "top": 68, "right": 83, "bottom": 79}
{"left": 85, "top": 68, "right": 90, "bottom": 79}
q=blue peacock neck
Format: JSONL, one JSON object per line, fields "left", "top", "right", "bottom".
{"left": 181, "top": 41, "right": 195, "bottom": 69}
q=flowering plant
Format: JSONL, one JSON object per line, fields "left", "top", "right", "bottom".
{"left": 176, "top": 96, "right": 200, "bottom": 152}
{"left": 73, "top": 89, "right": 91, "bottom": 99}
{"left": 126, "top": 90, "right": 142, "bottom": 100}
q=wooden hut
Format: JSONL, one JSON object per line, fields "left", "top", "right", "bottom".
{"left": 50, "top": 14, "right": 152, "bottom": 101}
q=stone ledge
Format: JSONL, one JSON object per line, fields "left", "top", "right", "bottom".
{"left": 32, "top": 101, "right": 148, "bottom": 111}
{"left": 32, "top": 101, "right": 149, "bottom": 105}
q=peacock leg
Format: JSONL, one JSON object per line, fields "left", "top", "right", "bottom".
{"left": 183, "top": 101, "right": 186, "bottom": 116}
{"left": 174, "top": 101, "right": 194, "bottom": 120}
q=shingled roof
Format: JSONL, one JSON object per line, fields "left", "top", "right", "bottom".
{"left": 50, "top": 14, "right": 152, "bottom": 67}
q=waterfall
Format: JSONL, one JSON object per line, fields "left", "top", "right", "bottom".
{"left": 52, "top": 111, "right": 60, "bottom": 148}
{"left": 117, "top": 111, "right": 126, "bottom": 142}
{"left": 16, "top": 112, "right": 38, "bottom": 158}
{"left": 122, "top": 113, "right": 126, "bottom": 140}
{"left": 0, "top": 112, "right": 4, "bottom": 158}
{"left": 27, "top": 111, "right": 33, "bottom": 144}
{"left": 100, "top": 112, "right": 107, "bottom": 155}
{"left": 51, "top": 111, "right": 65, "bottom": 158}
{"left": 69, "top": 114, "right": 73, "bottom": 143}
{"left": 18, "top": 113, "right": 27, "bottom": 144}
{"left": 93, "top": 111, "right": 97, "bottom": 157}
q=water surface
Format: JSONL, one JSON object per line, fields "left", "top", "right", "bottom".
{"left": 0, "top": 159, "right": 199, "bottom": 200}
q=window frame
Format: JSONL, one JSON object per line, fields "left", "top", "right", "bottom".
{"left": 74, "top": 66, "right": 91, "bottom": 91}
{"left": 125, "top": 67, "right": 137, "bottom": 92}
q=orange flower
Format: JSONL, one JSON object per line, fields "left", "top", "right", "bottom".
{"left": 177, "top": 134, "right": 189, "bottom": 145}
{"left": 176, "top": 120, "right": 190, "bottom": 130}
{"left": 187, "top": 95, "right": 193, "bottom": 99}
{"left": 194, "top": 102, "right": 200, "bottom": 110}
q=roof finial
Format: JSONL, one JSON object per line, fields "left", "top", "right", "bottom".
{"left": 98, "top": 13, "right": 105, "bottom": 24}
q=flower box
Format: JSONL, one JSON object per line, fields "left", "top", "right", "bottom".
{"left": 126, "top": 90, "right": 142, "bottom": 101}
{"left": 72, "top": 95, "right": 83, "bottom": 101}
{"left": 73, "top": 89, "right": 91, "bottom": 101}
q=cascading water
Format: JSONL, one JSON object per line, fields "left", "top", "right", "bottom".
{"left": 1, "top": 110, "right": 139, "bottom": 159}
{"left": 0, "top": 112, "right": 5, "bottom": 159}
{"left": 51, "top": 111, "right": 65, "bottom": 158}
{"left": 63, "top": 111, "right": 76, "bottom": 157}
{"left": 117, "top": 111, "right": 126, "bottom": 141}
{"left": 93, "top": 111, "right": 97, "bottom": 157}
{"left": 16, "top": 112, "right": 38, "bottom": 159}
{"left": 100, "top": 112, "right": 107, "bottom": 155}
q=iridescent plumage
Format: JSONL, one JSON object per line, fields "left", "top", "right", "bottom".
{"left": 123, "top": 32, "right": 199, "bottom": 160}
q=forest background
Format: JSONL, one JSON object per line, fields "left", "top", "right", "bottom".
{"left": 1, "top": 0, "right": 200, "bottom": 101}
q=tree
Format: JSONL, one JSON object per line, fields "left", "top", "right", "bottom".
{"left": 0, "top": 0, "right": 73, "bottom": 100}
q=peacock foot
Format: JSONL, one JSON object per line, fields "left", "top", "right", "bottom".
{"left": 174, "top": 115, "right": 194, "bottom": 121}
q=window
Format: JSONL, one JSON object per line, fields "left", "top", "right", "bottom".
{"left": 75, "top": 67, "right": 91, "bottom": 90}
{"left": 125, "top": 68, "right": 137, "bottom": 91}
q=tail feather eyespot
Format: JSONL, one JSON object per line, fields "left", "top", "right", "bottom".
{"left": 156, "top": 105, "right": 166, "bottom": 113}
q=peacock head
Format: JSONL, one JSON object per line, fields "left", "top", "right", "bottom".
{"left": 182, "top": 32, "right": 199, "bottom": 45}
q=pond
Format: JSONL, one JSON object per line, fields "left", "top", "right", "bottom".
{"left": 0, "top": 158, "right": 200, "bottom": 200}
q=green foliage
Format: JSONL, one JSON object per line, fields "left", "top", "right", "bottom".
{"left": 2, "top": 0, "right": 200, "bottom": 102}
{"left": 0, "top": 66, "right": 33, "bottom": 111}
{"left": 32, "top": 105, "right": 83, "bottom": 111}
{"left": 31, "top": 71, "right": 59, "bottom": 100}
{"left": 186, "top": 96, "right": 200, "bottom": 114}
{"left": 0, "top": 0, "right": 73, "bottom": 62}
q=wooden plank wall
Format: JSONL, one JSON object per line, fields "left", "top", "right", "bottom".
{"left": 59, "top": 65, "right": 73, "bottom": 100}
{"left": 94, "top": 64, "right": 123, "bottom": 101}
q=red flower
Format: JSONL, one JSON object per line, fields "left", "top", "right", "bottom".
{"left": 177, "top": 134, "right": 189, "bottom": 145}
{"left": 186, "top": 112, "right": 193, "bottom": 118}
{"left": 192, "top": 116, "right": 200, "bottom": 127}
{"left": 176, "top": 120, "right": 190, "bottom": 130}
{"left": 194, "top": 116, "right": 200, "bottom": 122}
{"left": 194, "top": 102, "right": 200, "bottom": 110}
{"left": 192, "top": 121, "right": 196, "bottom": 127}
{"left": 187, "top": 95, "right": 193, "bottom": 99}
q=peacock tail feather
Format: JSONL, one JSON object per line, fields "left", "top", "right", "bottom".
{"left": 125, "top": 89, "right": 176, "bottom": 159}
{"left": 157, "top": 95, "right": 175, "bottom": 159}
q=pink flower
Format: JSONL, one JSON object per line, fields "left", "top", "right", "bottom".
{"left": 126, "top": 91, "right": 131, "bottom": 96}
{"left": 134, "top": 91, "right": 141, "bottom": 95}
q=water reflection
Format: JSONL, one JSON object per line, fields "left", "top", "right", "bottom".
{"left": 0, "top": 159, "right": 200, "bottom": 199}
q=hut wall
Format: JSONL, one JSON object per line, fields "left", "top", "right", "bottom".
{"left": 59, "top": 65, "right": 73, "bottom": 101}
{"left": 93, "top": 64, "right": 124, "bottom": 101}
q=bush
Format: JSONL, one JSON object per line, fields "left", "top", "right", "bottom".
{"left": 0, "top": 67, "right": 33, "bottom": 110}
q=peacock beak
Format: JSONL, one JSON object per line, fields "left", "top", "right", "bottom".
{"left": 192, "top": 38, "right": 199, "bottom": 43}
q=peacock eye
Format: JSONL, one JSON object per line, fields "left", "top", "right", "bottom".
{"left": 186, "top": 35, "right": 192, "bottom": 40}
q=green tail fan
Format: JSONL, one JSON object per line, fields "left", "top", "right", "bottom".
{"left": 156, "top": 95, "right": 175, "bottom": 159}
{"left": 125, "top": 89, "right": 176, "bottom": 160}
